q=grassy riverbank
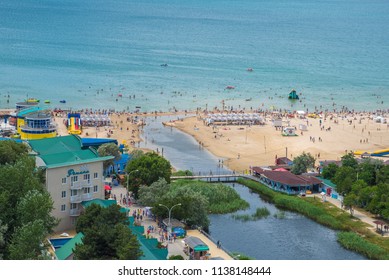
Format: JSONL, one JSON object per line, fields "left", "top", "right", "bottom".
{"left": 238, "top": 178, "right": 389, "bottom": 260}
{"left": 172, "top": 180, "right": 249, "bottom": 214}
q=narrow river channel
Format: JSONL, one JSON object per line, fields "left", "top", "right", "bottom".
{"left": 140, "top": 115, "right": 364, "bottom": 259}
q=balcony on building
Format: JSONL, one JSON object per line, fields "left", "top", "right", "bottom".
{"left": 69, "top": 209, "right": 81, "bottom": 216}
{"left": 70, "top": 195, "right": 82, "bottom": 204}
{"left": 81, "top": 193, "right": 93, "bottom": 201}
{"left": 70, "top": 181, "right": 83, "bottom": 190}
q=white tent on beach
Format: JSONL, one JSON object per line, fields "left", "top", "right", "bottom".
{"left": 296, "top": 111, "right": 306, "bottom": 118}
{"left": 282, "top": 127, "right": 297, "bottom": 136}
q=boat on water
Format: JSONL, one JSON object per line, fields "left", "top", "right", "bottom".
{"left": 59, "top": 100, "right": 66, "bottom": 103}
{"left": 26, "top": 98, "right": 40, "bottom": 103}
{"left": 288, "top": 90, "right": 299, "bottom": 100}
{"left": 225, "top": 85, "right": 235, "bottom": 90}
{"left": 247, "top": 68, "right": 253, "bottom": 72}
{"left": 44, "top": 100, "right": 51, "bottom": 104}
{"left": 245, "top": 98, "right": 252, "bottom": 101}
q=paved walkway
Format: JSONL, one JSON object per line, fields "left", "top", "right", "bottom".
{"left": 111, "top": 184, "right": 233, "bottom": 259}
{"left": 309, "top": 194, "right": 388, "bottom": 236}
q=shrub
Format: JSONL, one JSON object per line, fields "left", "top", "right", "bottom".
{"left": 337, "top": 232, "right": 389, "bottom": 260}
{"left": 172, "top": 180, "right": 249, "bottom": 214}
{"left": 169, "top": 255, "right": 185, "bottom": 260}
{"left": 232, "top": 207, "right": 270, "bottom": 221}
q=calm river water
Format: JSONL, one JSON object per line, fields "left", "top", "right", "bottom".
{"left": 140, "top": 115, "right": 364, "bottom": 259}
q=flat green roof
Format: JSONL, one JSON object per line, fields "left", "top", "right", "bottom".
{"left": 82, "top": 199, "right": 116, "bottom": 208}
{"left": 17, "top": 105, "right": 49, "bottom": 117}
{"left": 55, "top": 232, "right": 84, "bottom": 260}
{"left": 29, "top": 135, "right": 113, "bottom": 168}
{"left": 317, "top": 177, "right": 337, "bottom": 188}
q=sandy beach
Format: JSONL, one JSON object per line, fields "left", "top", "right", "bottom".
{"left": 52, "top": 109, "right": 389, "bottom": 172}
{"left": 54, "top": 111, "right": 188, "bottom": 153}
{"left": 171, "top": 111, "right": 389, "bottom": 172}
{"left": 55, "top": 112, "right": 143, "bottom": 148}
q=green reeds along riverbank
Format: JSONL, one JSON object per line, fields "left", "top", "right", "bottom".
{"left": 232, "top": 207, "right": 270, "bottom": 221}
{"left": 172, "top": 179, "right": 249, "bottom": 214}
{"left": 237, "top": 178, "right": 389, "bottom": 260}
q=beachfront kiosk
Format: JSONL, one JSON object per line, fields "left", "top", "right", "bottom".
{"left": 184, "top": 236, "right": 209, "bottom": 260}
{"left": 282, "top": 126, "right": 297, "bottom": 136}
{"left": 15, "top": 106, "right": 57, "bottom": 140}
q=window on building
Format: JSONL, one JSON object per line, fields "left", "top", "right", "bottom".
{"left": 61, "top": 204, "right": 66, "bottom": 212}
{"left": 94, "top": 172, "right": 98, "bottom": 179}
{"left": 71, "top": 189, "right": 78, "bottom": 196}
{"left": 70, "top": 176, "right": 78, "bottom": 186}
{"left": 84, "top": 174, "right": 90, "bottom": 181}
{"left": 71, "top": 217, "right": 76, "bottom": 225}
{"left": 61, "top": 191, "right": 66, "bottom": 198}
{"left": 61, "top": 177, "right": 67, "bottom": 184}
{"left": 70, "top": 203, "right": 78, "bottom": 210}
{"left": 84, "top": 187, "right": 91, "bottom": 194}
{"left": 93, "top": 185, "right": 98, "bottom": 193}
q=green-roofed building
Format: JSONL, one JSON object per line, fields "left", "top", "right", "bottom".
{"left": 54, "top": 232, "right": 84, "bottom": 260}
{"left": 317, "top": 176, "right": 341, "bottom": 199}
{"left": 81, "top": 199, "right": 129, "bottom": 214}
{"left": 128, "top": 217, "right": 168, "bottom": 260}
{"left": 28, "top": 135, "right": 114, "bottom": 232}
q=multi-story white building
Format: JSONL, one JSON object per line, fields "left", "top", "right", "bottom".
{"left": 28, "top": 135, "right": 113, "bottom": 232}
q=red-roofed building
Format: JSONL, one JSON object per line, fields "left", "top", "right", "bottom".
{"left": 251, "top": 167, "right": 322, "bottom": 194}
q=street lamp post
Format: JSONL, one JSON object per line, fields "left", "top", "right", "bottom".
{"left": 126, "top": 169, "right": 139, "bottom": 192}
{"left": 123, "top": 170, "right": 139, "bottom": 210}
{"left": 159, "top": 203, "right": 182, "bottom": 234}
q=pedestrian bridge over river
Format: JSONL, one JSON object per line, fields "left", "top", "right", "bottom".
{"left": 171, "top": 173, "right": 254, "bottom": 182}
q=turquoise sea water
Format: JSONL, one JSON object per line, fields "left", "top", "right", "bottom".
{"left": 0, "top": 0, "right": 388, "bottom": 112}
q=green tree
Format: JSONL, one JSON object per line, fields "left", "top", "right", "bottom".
{"left": 125, "top": 152, "right": 171, "bottom": 198}
{"left": 16, "top": 190, "right": 57, "bottom": 231}
{"left": 157, "top": 187, "right": 210, "bottom": 230}
{"left": 0, "top": 221, "right": 7, "bottom": 260}
{"left": 291, "top": 152, "right": 315, "bottom": 175}
{"left": 0, "top": 146, "right": 56, "bottom": 260}
{"left": 357, "top": 158, "right": 383, "bottom": 186}
{"left": 366, "top": 183, "right": 389, "bottom": 218}
{"left": 343, "top": 193, "right": 358, "bottom": 216}
{"left": 74, "top": 204, "right": 141, "bottom": 260}
{"left": 0, "top": 140, "right": 29, "bottom": 165}
{"left": 376, "top": 165, "right": 389, "bottom": 185}
{"left": 172, "top": 170, "right": 193, "bottom": 176}
{"left": 8, "top": 220, "right": 50, "bottom": 260}
{"left": 321, "top": 163, "right": 339, "bottom": 180}
{"left": 333, "top": 166, "right": 356, "bottom": 195}
{"left": 138, "top": 178, "right": 170, "bottom": 207}
{"left": 97, "top": 143, "right": 121, "bottom": 172}
{"left": 350, "top": 181, "right": 373, "bottom": 208}
{"left": 129, "top": 149, "right": 144, "bottom": 160}
{"left": 341, "top": 153, "right": 358, "bottom": 169}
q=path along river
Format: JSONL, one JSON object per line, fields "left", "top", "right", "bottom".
{"left": 139, "top": 115, "right": 364, "bottom": 259}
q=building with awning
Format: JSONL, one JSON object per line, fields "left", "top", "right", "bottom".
{"left": 251, "top": 167, "right": 322, "bottom": 194}
{"left": 184, "top": 236, "right": 209, "bottom": 260}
